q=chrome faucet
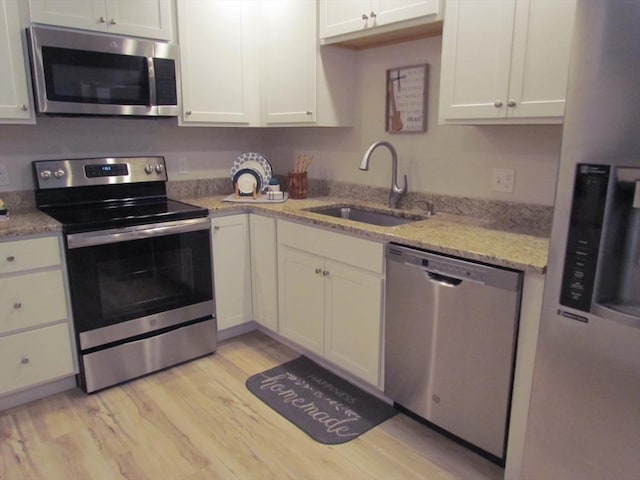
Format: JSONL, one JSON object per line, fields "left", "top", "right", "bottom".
{"left": 360, "top": 141, "right": 408, "bottom": 209}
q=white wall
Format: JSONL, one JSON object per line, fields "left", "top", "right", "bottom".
{"left": 262, "top": 36, "right": 563, "bottom": 206}
{"left": 0, "top": 36, "right": 562, "bottom": 206}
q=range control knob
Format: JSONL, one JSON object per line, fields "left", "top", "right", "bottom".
{"left": 53, "top": 169, "right": 65, "bottom": 179}
{"left": 144, "top": 164, "right": 154, "bottom": 174}
{"left": 40, "top": 170, "right": 52, "bottom": 180}
{"left": 155, "top": 164, "right": 164, "bottom": 174}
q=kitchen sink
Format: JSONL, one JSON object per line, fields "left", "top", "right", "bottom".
{"left": 305, "top": 205, "right": 427, "bottom": 227}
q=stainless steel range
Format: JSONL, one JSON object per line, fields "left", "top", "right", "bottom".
{"left": 34, "top": 156, "right": 216, "bottom": 393}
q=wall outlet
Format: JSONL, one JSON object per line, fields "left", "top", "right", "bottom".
{"left": 178, "top": 158, "right": 189, "bottom": 175}
{"left": 491, "top": 168, "right": 515, "bottom": 193}
{"left": 0, "top": 164, "right": 10, "bottom": 186}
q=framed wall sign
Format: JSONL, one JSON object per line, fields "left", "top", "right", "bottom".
{"left": 385, "top": 64, "right": 429, "bottom": 133}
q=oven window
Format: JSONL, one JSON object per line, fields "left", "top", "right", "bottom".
{"left": 42, "top": 46, "right": 149, "bottom": 105}
{"left": 67, "top": 229, "right": 212, "bottom": 333}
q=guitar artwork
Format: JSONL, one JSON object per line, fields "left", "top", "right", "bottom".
{"left": 388, "top": 78, "right": 403, "bottom": 132}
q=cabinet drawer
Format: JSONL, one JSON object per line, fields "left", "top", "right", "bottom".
{"left": 0, "top": 322, "right": 75, "bottom": 395}
{"left": 278, "top": 220, "right": 384, "bottom": 273}
{"left": 0, "top": 237, "right": 61, "bottom": 274}
{"left": 0, "top": 269, "right": 68, "bottom": 334}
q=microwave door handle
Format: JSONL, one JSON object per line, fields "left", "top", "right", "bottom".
{"left": 147, "top": 57, "right": 156, "bottom": 107}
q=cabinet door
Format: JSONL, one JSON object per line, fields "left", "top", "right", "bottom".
{"left": 375, "top": 0, "right": 440, "bottom": 27}
{"left": 319, "top": 0, "right": 372, "bottom": 38}
{"left": 0, "top": 270, "right": 68, "bottom": 334}
{"left": 106, "top": 0, "right": 172, "bottom": 40}
{"left": 177, "top": 0, "right": 258, "bottom": 124}
{"left": 439, "top": 0, "right": 516, "bottom": 120}
{"left": 324, "top": 260, "right": 383, "bottom": 386}
{"left": 0, "top": 322, "right": 75, "bottom": 395}
{"left": 28, "top": 0, "right": 107, "bottom": 31}
{"left": 506, "top": 0, "right": 576, "bottom": 118}
{"left": 0, "top": 0, "right": 33, "bottom": 122}
{"left": 249, "top": 215, "right": 278, "bottom": 331}
{"left": 278, "top": 246, "right": 324, "bottom": 355}
{"left": 260, "top": 0, "right": 316, "bottom": 124}
{"left": 211, "top": 215, "right": 252, "bottom": 330}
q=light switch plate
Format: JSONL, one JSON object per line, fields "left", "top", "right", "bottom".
{"left": 491, "top": 168, "right": 515, "bottom": 193}
{"left": 0, "top": 164, "right": 10, "bottom": 186}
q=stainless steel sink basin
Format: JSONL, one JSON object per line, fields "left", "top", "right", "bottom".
{"left": 306, "top": 205, "right": 426, "bottom": 227}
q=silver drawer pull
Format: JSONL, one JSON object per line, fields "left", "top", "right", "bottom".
{"left": 6, "top": 255, "right": 15, "bottom": 262}
{"left": 21, "top": 357, "right": 29, "bottom": 365}
{"left": 13, "top": 301, "right": 22, "bottom": 309}
{"left": 315, "top": 267, "right": 322, "bottom": 274}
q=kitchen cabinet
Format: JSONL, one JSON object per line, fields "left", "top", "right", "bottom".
{"left": 439, "top": 0, "right": 576, "bottom": 124}
{"left": 176, "top": 0, "right": 258, "bottom": 124}
{"left": 249, "top": 215, "right": 278, "bottom": 331}
{"left": 0, "top": 0, "right": 34, "bottom": 123}
{"left": 176, "top": 0, "right": 355, "bottom": 127}
{"left": 28, "top": 0, "right": 173, "bottom": 40}
{"left": 319, "top": 0, "right": 443, "bottom": 47}
{"left": 211, "top": 215, "right": 252, "bottom": 331}
{"left": 0, "top": 236, "right": 75, "bottom": 397}
{"left": 277, "top": 220, "right": 384, "bottom": 386}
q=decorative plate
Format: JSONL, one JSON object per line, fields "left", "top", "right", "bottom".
{"left": 231, "top": 152, "right": 272, "bottom": 192}
{"left": 233, "top": 169, "right": 261, "bottom": 196}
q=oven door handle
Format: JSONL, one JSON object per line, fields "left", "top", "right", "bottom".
{"left": 67, "top": 217, "right": 209, "bottom": 249}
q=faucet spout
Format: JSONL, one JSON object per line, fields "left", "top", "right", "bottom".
{"left": 360, "top": 141, "right": 408, "bottom": 209}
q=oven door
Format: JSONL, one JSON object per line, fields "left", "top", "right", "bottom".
{"left": 66, "top": 218, "right": 214, "bottom": 351}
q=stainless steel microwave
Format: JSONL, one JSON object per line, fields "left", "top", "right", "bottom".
{"left": 26, "top": 25, "right": 180, "bottom": 117}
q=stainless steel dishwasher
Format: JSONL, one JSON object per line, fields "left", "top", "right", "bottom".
{"left": 384, "top": 243, "right": 522, "bottom": 464}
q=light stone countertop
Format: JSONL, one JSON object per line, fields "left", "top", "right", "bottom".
{"left": 0, "top": 196, "right": 549, "bottom": 273}
{"left": 186, "top": 195, "right": 550, "bottom": 273}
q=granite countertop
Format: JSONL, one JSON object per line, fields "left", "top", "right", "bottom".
{"left": 0, "top": 195, "right": 549, "bottom": 273}
{"left": 186, "top": 195, "right": 549, "bottom": 273}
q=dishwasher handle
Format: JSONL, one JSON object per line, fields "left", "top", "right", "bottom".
{"left": 425, "top": 271, "right": 462, "bottom": 287}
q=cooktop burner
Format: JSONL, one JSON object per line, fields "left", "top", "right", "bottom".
{"left": 33, "top": 156, "right": 207, "bottom": 233}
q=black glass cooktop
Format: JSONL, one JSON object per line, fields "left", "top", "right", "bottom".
{"left": 41, "top": 198, "right": 208, "bottom": 234}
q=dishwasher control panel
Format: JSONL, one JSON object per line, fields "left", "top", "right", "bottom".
{"left": 387, "top": 244, "right": 521, "bottom": 290}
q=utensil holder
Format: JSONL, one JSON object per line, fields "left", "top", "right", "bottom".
{"left": 288, "top": 171, "right": 308, "bottom": 199}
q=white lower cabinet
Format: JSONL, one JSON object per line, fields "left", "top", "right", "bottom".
{"left": 211, "top": 215, "right": 252, "bottom": 330}
{"left": 249, "top": 215, "right": 278, "bottom": 331}
{"left": 277, "top": 220, "right": 384, "bottom": 386}
{"left": 0, "top": 235, "right": 75, "bottom": 397}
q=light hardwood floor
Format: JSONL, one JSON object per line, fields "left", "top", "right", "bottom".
{"left": 1, "top": 331, "right": 503, "bottom": 480}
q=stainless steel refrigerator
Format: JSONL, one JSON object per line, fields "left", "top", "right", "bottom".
{"left": 521, "top": 1, "right": 640, "bottom": 478}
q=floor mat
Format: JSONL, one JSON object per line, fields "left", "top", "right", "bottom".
{"left": 246, "top": 355, "right": 397, "bottom": 445}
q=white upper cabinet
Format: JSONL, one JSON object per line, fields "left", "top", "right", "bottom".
{"left": 439, "top": 0, "right": 576, "bottom": 124}
{"left": 28, "top": 0, "right": 173, "bottom": 40}
{"left": 320, "top": 0, "right": 443, "bottom": 46}
{"left": 0, "top": 0, "right": 34, "bottom": 123}
{"left": 177, "top": 0, "right": 258, "bottom": 124}
{"left": 177, "top": 0, "right": 355, "bottom": 127}
{"left": 260, "top": 0, "right": 316, "bottom": 124}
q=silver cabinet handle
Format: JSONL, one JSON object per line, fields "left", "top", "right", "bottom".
{"left": 14, "top": 301, "right": 22, "bottom": 309}
{"left": 315, "top": 267, "right": 322, "bottom": 274}
{"left": 306, "top": 110, "right": 312, "bottom": 116}
{"left": 370, "top": 11, "right": 377, "bottom": 18}
{"left": 109, "top": 18, "right": 117, "bottom": 25}
{"left": 362, "top": 13, "right": 368, "bottom": 20}
{"left": 99, "top": 16, "right": 106, "bottom": 23}
{"left": 21, "top": 357, "right": 29, "bottom": 365}
{"left": 6, "top": 255, "right": 15, "bottom": 262}
{"left": 494, "top": 100, "right": 503, "bottom": 108}
{"left": 323, "top": 270, "right": 329, "bottom": 276}
{"left": 507, "top": 100, "right": 517, "bottom": 107}
{"left": 213, "top": 225, "right": 221, "bottom": 231}
{"left": 21, "top": 104, "right": 27, "bottom": 111}
{"left": 185, "top": 110, "right": 192, "bottom": 116}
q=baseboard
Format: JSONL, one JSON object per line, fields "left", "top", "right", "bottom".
{"left": 0, "top": 376, "right": 78, "bottom": 412}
